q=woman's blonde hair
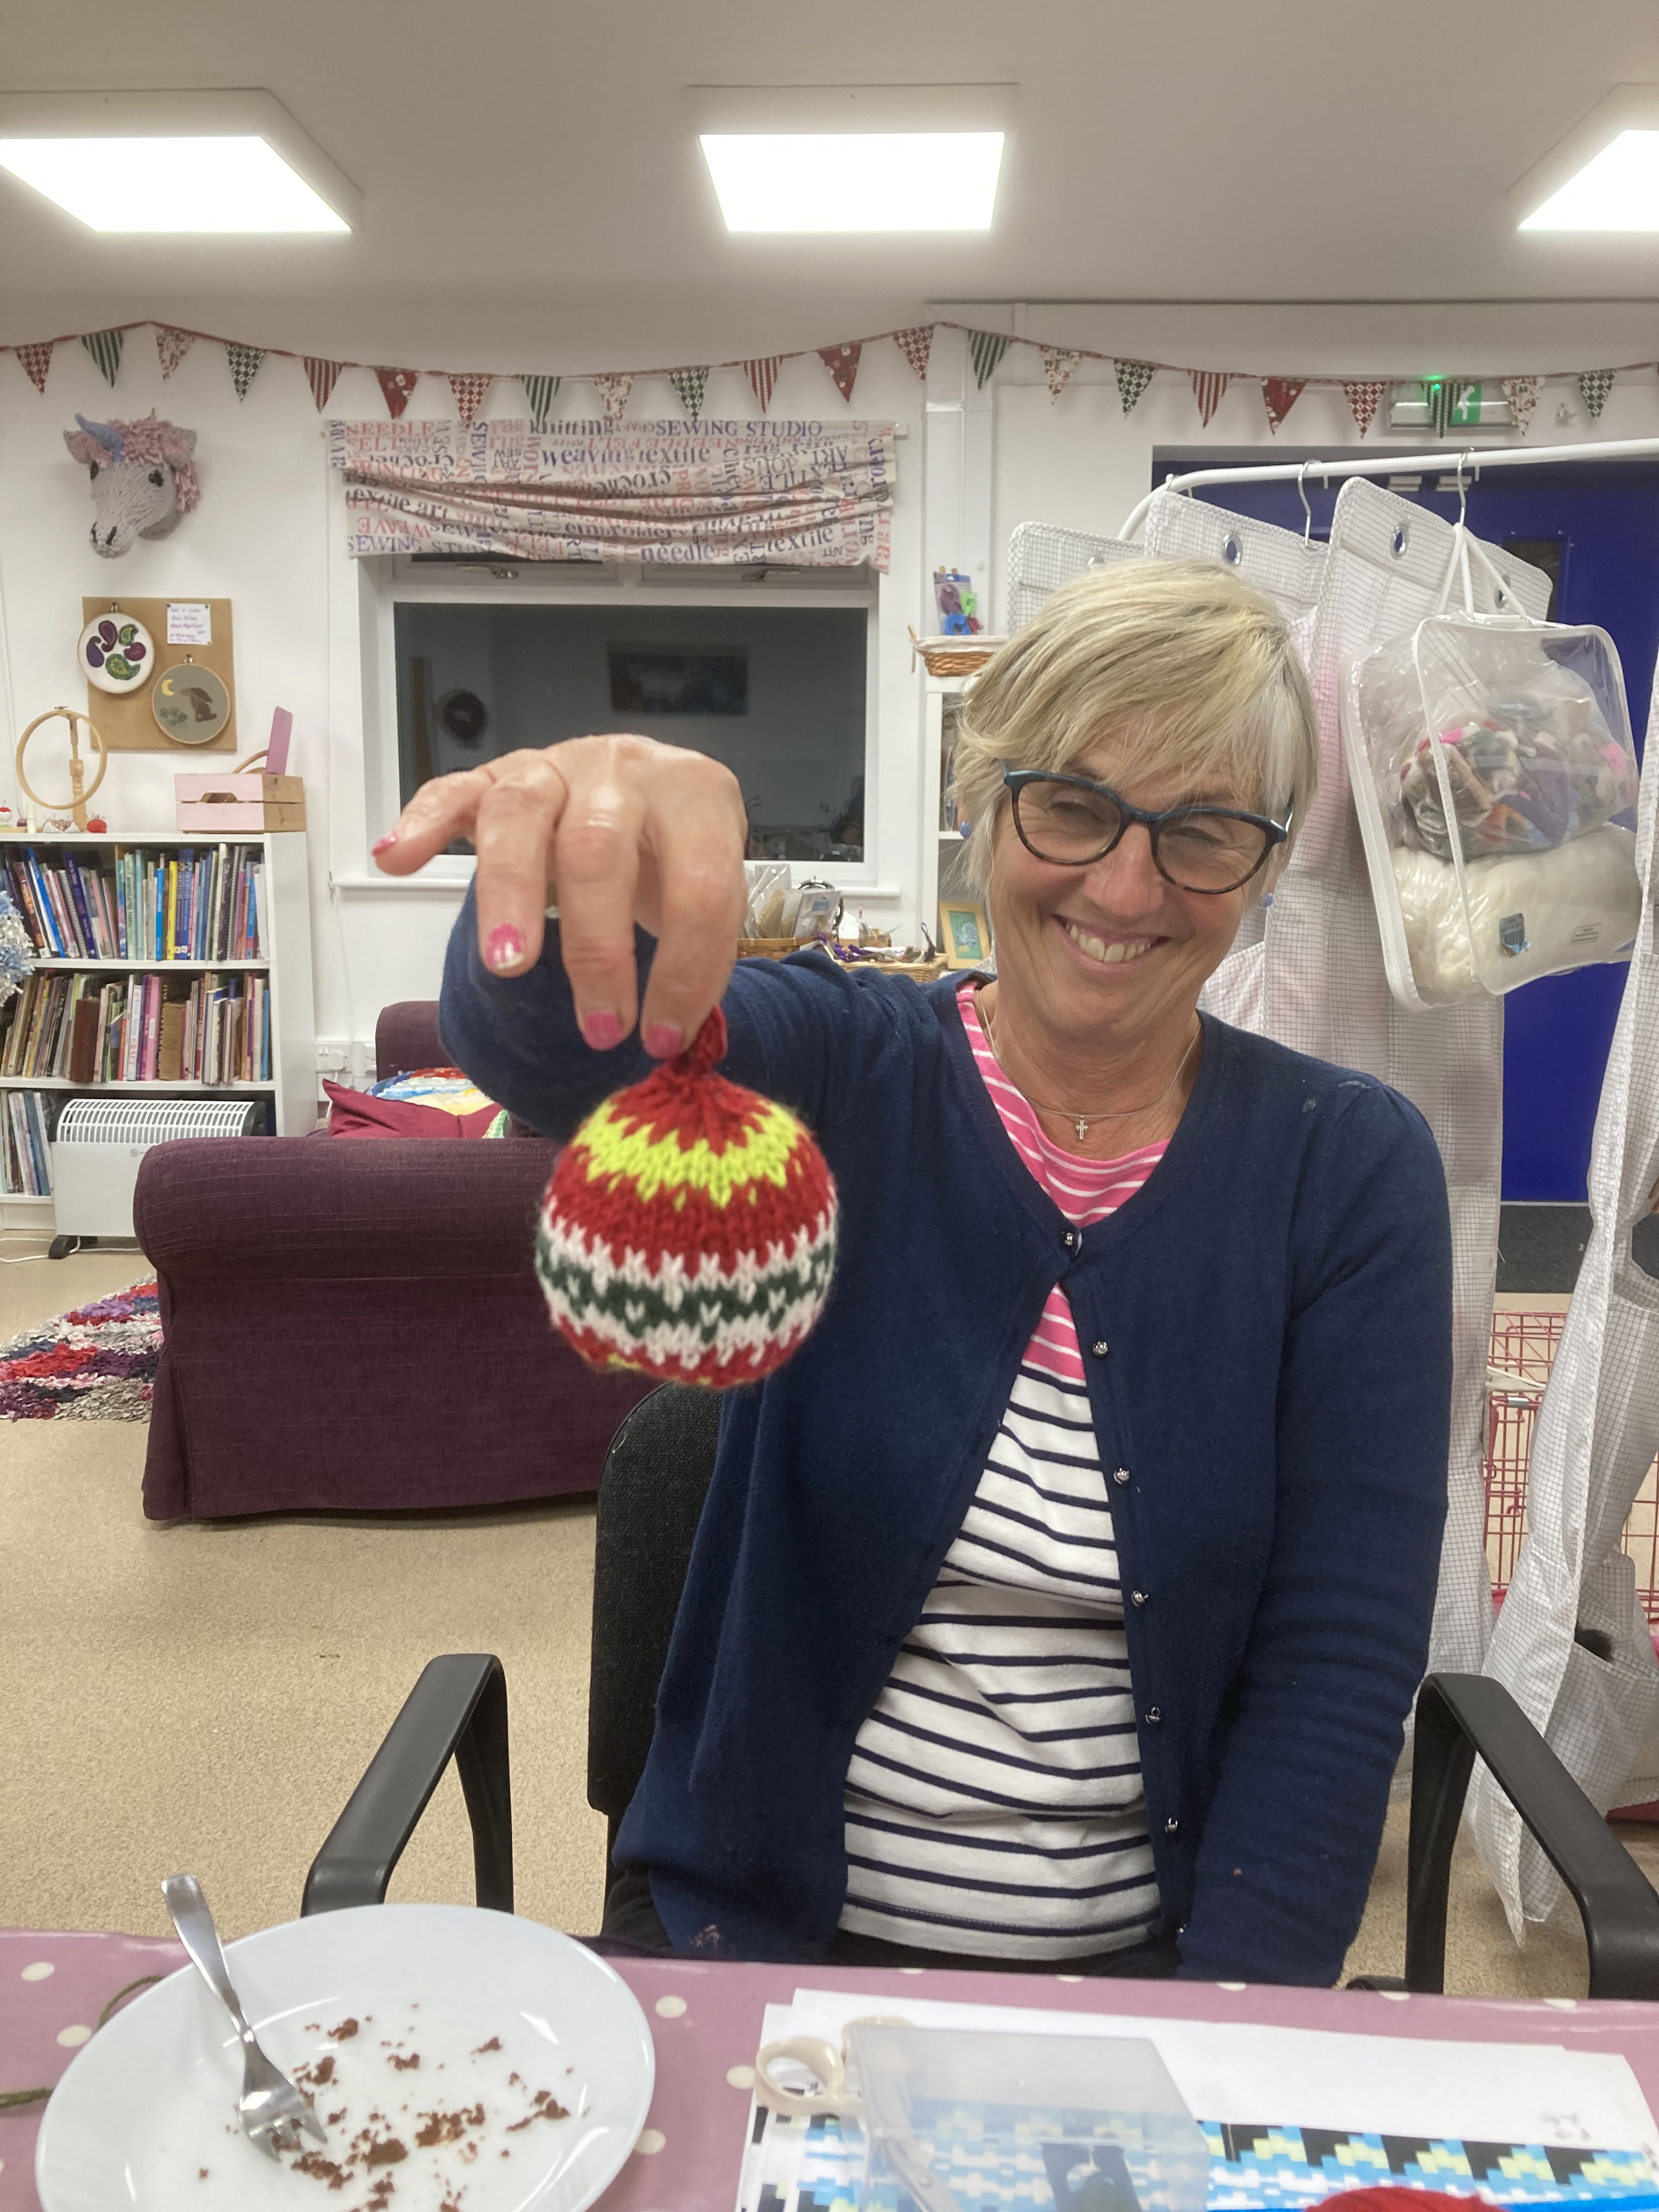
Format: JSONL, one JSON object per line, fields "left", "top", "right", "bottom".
{"left": 952, "top": 558, "right": 1319, "bottom": 895}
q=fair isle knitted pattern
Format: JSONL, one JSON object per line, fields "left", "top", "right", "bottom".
{"left": 535, "top": 1007, "right": 837, "bottom": 1387}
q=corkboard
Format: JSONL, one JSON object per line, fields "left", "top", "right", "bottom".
{"left": 81, "top": 596, "right": 236, "bottom": 752}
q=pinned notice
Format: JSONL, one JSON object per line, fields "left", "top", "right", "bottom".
{"left": 166, "top": 602, "right": 212, "bottom": 646}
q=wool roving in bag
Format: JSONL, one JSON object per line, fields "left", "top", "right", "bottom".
{"left": 1342, "top": 568, "right": 1641, "bottom": 1009}
{"left": 534, "top": 1007, "right": 838, "bottom": 1386}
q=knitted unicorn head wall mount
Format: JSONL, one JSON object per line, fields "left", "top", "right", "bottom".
{"left": 63, "top": 413, "right": 201, "bottom": 557}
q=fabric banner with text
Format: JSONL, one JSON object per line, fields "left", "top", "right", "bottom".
{"left": 326, "top": 417, "right": 899, "bottom": 568}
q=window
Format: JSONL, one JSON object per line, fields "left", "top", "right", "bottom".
{"left": 393, "top": 594, "right": 871, "bottom": 862}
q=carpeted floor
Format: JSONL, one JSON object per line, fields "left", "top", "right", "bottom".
{"left": 2, "top": 1246, "right": 1655, "bottom": 1988}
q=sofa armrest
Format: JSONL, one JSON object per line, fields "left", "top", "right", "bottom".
{"left": 135, "top": 1135, "right": 557, "bottom": 1283}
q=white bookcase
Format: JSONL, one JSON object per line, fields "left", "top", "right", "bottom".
{"left": 0, "top": 830, "right": 315, "bottom": 1233}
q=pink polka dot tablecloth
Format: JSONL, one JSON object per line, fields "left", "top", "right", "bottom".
{"left": 9, "top": 1928, "right": 1659, "bottom": 2211}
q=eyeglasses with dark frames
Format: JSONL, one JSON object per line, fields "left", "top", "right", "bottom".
{"left": 1002, "top": 765, "right": 1289, "bottom": 895}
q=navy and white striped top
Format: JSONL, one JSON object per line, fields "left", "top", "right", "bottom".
{"left": 839, "top": 986, "right": 1167, "bottom": 1960}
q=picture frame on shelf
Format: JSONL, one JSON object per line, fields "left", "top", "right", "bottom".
{"left": 939, "top": 899, "right": 992, "bottom": 970}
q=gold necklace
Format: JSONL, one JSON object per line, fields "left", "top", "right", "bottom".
{"left": 979, "top": 992, "right": 1200, "bottom": 1145}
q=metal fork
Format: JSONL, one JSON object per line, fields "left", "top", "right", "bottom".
{"left": 161, "top": 1872, "right": 329, "bottom": 2164}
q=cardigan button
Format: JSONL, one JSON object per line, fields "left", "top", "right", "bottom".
{"left": 1130, "top": 1590, "right": 1148, "bottom": 1607}
{"left": 1062, "top": 1229, "right": 1078, "bottom": 1250}
{"left": 1112, "top": 1466, "right": 1130, "bottom": 1486}
{"left": 1144, "top": 1706, "right": 1161, "bottom": 1725}
{"left": 1091, "top": 1340, "right": 1109, "bottom": 1358}
{"left": 1164, "top": 1816, "right": 1181, "bottom": 1837}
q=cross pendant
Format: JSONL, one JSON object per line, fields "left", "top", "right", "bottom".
{"left": 1074, "top": 1117, "right": 1090, "bottom": 1143}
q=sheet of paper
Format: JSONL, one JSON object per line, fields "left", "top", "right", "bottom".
{"left": 167, "top": 601, "right": 211, "bottom": 645}
{"left": 785, "top": 1988, "right": 1659, "bottom": 2159}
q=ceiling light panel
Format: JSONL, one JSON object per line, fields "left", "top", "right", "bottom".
{"left": 0, "top": 136, "right": 349, "bottom": 232}
{"left": 1511, "top": 84, "right": 1659, "bottom": 233}
{"left": 1518, "top": 130, "right": 1659, "bottom": 230}
{"left": 701, "top": 129, "right": 1003, "bottom": 232}
{"left": 0, "top": 89, "right": 361, "bottom": 234}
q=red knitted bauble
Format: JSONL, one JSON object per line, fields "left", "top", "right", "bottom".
{"left": 534, "top": 1007, "right": 838, "bottom": 1387}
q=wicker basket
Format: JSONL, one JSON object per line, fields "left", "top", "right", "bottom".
{"left": 909, "top": 627, "right": 1007, "bottom": 678}
{"left": 736, "top": 938, "right": 804, "bottom": 960}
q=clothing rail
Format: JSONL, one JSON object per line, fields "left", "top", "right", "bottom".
{"left": 1118, "top": 435, "right": 1659, "bottom": 541}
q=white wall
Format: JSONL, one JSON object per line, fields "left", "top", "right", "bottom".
{"left": 4, "top": 301, "right": 1657, "bottom": 1080}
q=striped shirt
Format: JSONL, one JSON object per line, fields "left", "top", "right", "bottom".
{"left": 838, "top": 985, "right": 1166, "bottom": 1960}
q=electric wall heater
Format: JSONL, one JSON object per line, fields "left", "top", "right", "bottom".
{"left": 51, "top": 1097, "right": 264, "bottom": 1246}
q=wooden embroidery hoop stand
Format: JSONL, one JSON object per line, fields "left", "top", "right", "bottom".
{"left": 15, "top": 706, "right": 109, "bottom": 830}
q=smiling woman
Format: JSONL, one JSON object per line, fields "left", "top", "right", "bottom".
{"left": 399, "top": 550, "right": 1453, "bottom": 1986}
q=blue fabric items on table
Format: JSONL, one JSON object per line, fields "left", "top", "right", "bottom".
{"left": 441, "top": 888, "right": 1453, "bottom": 1985}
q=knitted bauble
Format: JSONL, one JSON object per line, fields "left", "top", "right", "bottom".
{"left": 535, "top": 1007, "right": 838, "bottom": 1387}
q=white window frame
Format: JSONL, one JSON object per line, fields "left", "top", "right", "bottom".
{"left": 358, "top": 554, "right": 888, "bottom": 895}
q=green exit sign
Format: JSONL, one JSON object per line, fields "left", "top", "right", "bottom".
{"left": 1426, "top": 379, "right": 1485, "bottom": 426}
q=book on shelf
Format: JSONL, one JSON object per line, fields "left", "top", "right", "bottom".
{"left": 1, "top": 842, "right": 266, "bottom": 962}
{"left": 1, "top": 1089, "right": 56, "bottom": 1197}
{"left": 0, "top": 969, "right": 272, "bottom": 1085}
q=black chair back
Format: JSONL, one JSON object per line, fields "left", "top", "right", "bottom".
{"left": 587, "top": 1385, "right": 721, "bottom": 1893}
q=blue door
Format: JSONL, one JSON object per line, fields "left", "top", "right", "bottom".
{"left": 1152, "top": 455, "right": 1659, "bottom": 1200}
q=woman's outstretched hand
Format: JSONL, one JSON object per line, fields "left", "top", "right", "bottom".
{"left": 374, "top": 735, "right": 749, "bottom": 1058}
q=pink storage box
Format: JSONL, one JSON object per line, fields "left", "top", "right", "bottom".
{"left": 174, "top": 773, "right": 305, "bottom": 833}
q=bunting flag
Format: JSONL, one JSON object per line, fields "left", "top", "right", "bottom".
{"left": 1189, "top": 370, "right": 1232, "bottom": 427}
{"left": 669, "top": 366, "right": 709, "bottom": 419}
{"left": 1342, "top": 380, "right": 1388, "bottom": 438}
{"left": 15, "top": 341, "right": 52, "bottom": 394}
{"left": 1115, "top": 360, "right": 1155, "bottom": 415}
{"left": 893, "top": 326, "right": 933, "bottom": 381}
{"left": 376, "top": 367, "right": 419, "bottom": 418}
{"left": 306, "top": 357, "right": 346, "bottom": 412}
{"left": 226, "top": 343, "right": 266, "bottom": 401}
{"left": 967, "top": 330, "right": 1011, "bottom": 390}
{"left": 448, "top": 373, "right": 491, "bottom": 427}
{"left": 522, "top": 374, "right": 560, "bottom": 431}
{"left": 1261, "top": 377, "right": 1305, "bottom": 433}
{"left": 1042, "top": 348, "right": 1081, "bottom": 403}
{"left": 81, "top": 330, "right": 123, "bottom": 387}
{"left": 155, "top": 326, "right": 194, "bottom": 380}
{"left": 1579, "top": 369, "right": 1616, "bottom": 420}
{"left": 1502, "top": 376, "right": 1540, "bottom": 437}
{"left": 591, "top": 373, "right": 633, "bottom": 422}
{"left": 819, "top": 341, "right": 861, "bottom": 403}
{"left": 743, "top": 357, "right": 782, "bottom": 412}
{"left": 1425, "top": 379, "right": 1476, "bottom": 437}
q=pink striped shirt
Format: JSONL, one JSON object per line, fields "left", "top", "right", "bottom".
{"left": 960, "top": 985, "right": 1166, "bottom": 1378}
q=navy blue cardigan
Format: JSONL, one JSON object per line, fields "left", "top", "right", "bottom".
{"left": 441, "top": 896, "right": 1452, "bottom": 1985}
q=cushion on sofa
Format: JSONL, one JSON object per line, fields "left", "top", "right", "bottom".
{"left": 324, "top": 1068, "right": 509, "bottom": 1140}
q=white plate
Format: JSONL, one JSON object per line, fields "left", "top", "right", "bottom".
{"left": 36, "top": 1903, "right": 655, "bottom": 2212}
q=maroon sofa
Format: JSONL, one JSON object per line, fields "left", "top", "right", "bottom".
{"left": 135, "top": 1002, "right": 652, "bottom": 1521}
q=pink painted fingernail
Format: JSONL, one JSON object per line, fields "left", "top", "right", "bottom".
{"left": 484, "top": 923, "right": 527, "bottom": 973}
{"left": 643, "top": 1022, "right": 682, "bottom": 1059}
{"left": 582, "top": 1008, "right": 623, "bottom": 1052}
{"left": 371, "top": 831, "right": 398, "bottom": 854}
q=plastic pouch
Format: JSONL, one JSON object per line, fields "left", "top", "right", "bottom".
{"left": 1341, "top": 532, "right": 1640, "bottom": 1007}
{"left": 755, "top": 2020, "right": 1208, "bottom": 2212}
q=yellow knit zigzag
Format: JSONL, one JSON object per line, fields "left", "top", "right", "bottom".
{"left": 575, "top": 1095, "right": 808, "bottom": 1205}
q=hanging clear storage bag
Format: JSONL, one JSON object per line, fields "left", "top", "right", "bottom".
{"left": 1341, "top": 524, "right": 1641, "bottom": 1009}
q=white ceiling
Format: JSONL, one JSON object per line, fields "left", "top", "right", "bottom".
{"left": 4, "top": 0, "right": 1659, "bottom": 362}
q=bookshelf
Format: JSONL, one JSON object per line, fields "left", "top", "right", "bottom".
{"left": 0, "top": 830, "right": 315, "bottom": 1231}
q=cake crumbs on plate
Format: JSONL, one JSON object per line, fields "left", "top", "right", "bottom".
{"left": 506, "top": 2089, "right": 570, "bottom": 2132}
{"left": 329, "top": 2017, "right": 360, "bottom": 2040}
{"left": 471, "top": 2037, "right": 501, "bottom": 2054}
